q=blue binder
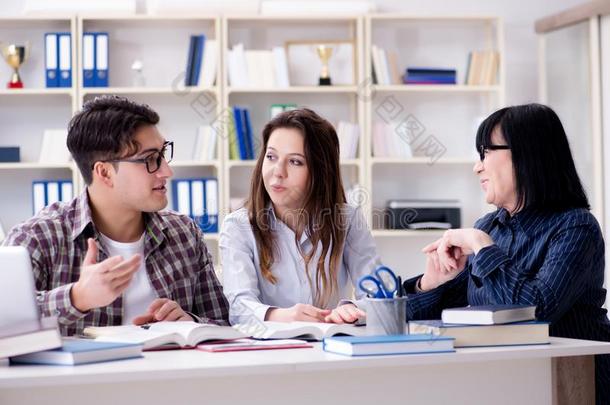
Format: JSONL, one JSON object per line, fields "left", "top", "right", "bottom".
{"left": 94, "top": 33, "right": 109, "bottom": 87}
{"left": 171, "top": 178, "right": 218, "bottom": 233}
{"left": 44, "top": 33, "right": 58, "bottom": 87}
{"left": 191, "top": 35, "right": 205, "bottom": 87}
{"left": 82, "top": 33, "right": 96, "bottom": 87}
{"left": 242, "top": 108, "right": 254, "bottom": 159}
{"left": 57, "top": 33, "right": 72, "bottom": 87}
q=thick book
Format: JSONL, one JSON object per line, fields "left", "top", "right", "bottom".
{"left": 10, "top": 339, "right": 142, "bottom": 365}
{"left": 83, "top": 321, "right": 246, "bottom": 350}
{"left": 323, "top": 334, "right": 455, "bottom": 356}
{"left": 246, "top": 322, "right": 366, "bottom": 341}
{"left": 197, "top": 338, "right": 313, "bottom": 352}
{"left": 0, "top": 320, "right": 62, "bottom": 359}
{"left": 441, "top": 305, "right": 536, "bottom": 325}
{"left": 409, "top": 320, "right": 550, "bottom": 348}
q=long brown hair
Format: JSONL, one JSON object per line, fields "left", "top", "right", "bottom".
{"left": 246, "top": 108, "right": 347, "bottom": 308}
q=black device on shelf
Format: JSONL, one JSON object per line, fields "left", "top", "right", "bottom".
{"left": 385, "top": 199, "right": 461, "bottom": 230}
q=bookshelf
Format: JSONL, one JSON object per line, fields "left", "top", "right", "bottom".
{"left": 0, "top": 13, "right": 504, "bottom": 277}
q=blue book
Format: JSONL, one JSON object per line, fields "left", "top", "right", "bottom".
{"left": 191, "top": 35, "right": 205, "bottom": 87}
{"left": 232, "top": 107, "right": 248, "bottom": 160}
{"left": 0, "top": 146, "right": 20, "bottom": 162}
{"left": 323, "top": 334, "right": 455, "bottom": 356}
{"left": 242, "top": 108, "right": 254, "bottom": 159}
{"left": 185, "top": 36, "right": 197, "bottom": 86}
{"left": 441, "top": 305, "right": 536, "bottom": 325}
{"left": 409, "top": 320, "right": 550, "bottom": 348}
{"left": 94, "top": 33, "right": 109, "bottom": 87}
{"left": 10, "top": 339, "right": 143, "bottom": 365}
{"left": 82, "top": 32, "right": 96, "bottom": 87}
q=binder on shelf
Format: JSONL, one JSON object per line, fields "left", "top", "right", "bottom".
{"left": 191, "top": 35, "right": 205, "bottom": 87}
{"left": 171, "top": 178, "right": 219, "bottom": 234}
{"left": 58, "top": 33, "right": 72, "bottom": 88}
{"left": 82, "top": 33, "right": 96, "bottom": 87}
{"left": 31, "top": 180, "right": 74, "bottom": 214}
{"left": 44, "top": 33, "right": 58, "bottom": 88}
{"left": 232, "top": 107, "right": 248, "bottom": 160}
{"left": 94, "top": 33, "right": 109, "bottom": 87}
{"left": 242, "top": 108, "right": 254, "bottom": 159}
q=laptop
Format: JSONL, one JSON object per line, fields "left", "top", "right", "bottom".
{"left": 0, "top": 246, "right": 43, "bottom": 335}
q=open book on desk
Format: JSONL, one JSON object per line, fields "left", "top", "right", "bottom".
{"left": 83, "top": 321, "right": 246, "bottom": 351}
{"left": 241, "top": 321, "right": 367, "bottom": 341}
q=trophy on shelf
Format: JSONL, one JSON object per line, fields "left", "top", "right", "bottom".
{"left": 316, "top": 44, "right": 333, "bottom": 86}
{"left": 0, "top": 42, "right": 30, "bottom": 89}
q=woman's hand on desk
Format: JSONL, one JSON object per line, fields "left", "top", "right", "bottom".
{"left": 323, "top": 304, "right": 365, "bottom": 324}
{"left": 423, "top": 228, "right": 493, "bottom": 273}
{"left": 265, "top": 304, "right": 331, "bottom": 322}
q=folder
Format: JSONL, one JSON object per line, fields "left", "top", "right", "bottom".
{"left": 46, "top": 182, "right": 60, "bottom": 206}
{"left": 60, "top": 181, "right": 73, "bottom": 202}
{"left": 190, "top": 180, "right": 206, "bottom": 229}
{"left": 232, "top": 107, "right": 248, "bottom": 160}
{"left": 243, "top": 108, "right": 254, "bottom": 159}
{"left": 44, "top": 33, "right": 58, "bottom": 88}
{"left": 191, "top": 35, "right": 205, "bottom": 87}
{"left": 204, "top": 178, "right": 218, "bottom": 233}
{"left": 58, "top": 33, "right": 72, "bottom": 88}
{"left": 82, "top": 33, "right": 95, "bottom": 87}
{"left": 32, "top": 182, "right": 46, "bottom": 214}
{"left": 94, "top": 33, "right": 109, "bottom": 87}
{"left": 172, "top": 180, "right": 191, "bottom": 216}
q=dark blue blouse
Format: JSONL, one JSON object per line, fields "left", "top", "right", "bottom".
{"left": 404, "top": 207, "right": 610, "bottom": 404}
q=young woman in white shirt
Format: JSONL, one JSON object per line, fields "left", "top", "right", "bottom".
{"left": 220, "top": 108, "right": 381, "bottom": 325}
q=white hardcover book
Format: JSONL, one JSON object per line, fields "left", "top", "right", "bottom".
{"left": 262, "top": 51, "right": 275, "bottom": 88}
{"left": 245, "top": 51, "right": 263, "bottom": 88}
{"left": 349, "top": 123, "right": 360, "bottom": 159}
{"left": 176, "top": 181, "right": 191, "bottom": 216}
{"left": 32, "top": 183, "right": 46, "bottom": 214}
{"left": 233, "top": 44, "right": 249, "bottom": 87}
{"left": 271, "top": 46, "right": 290, "bottom": 87}
{"left": 39, "top": 129, "right": 70, "bottom": 163}
{"left": 46, "top": 182, "right": 60, "bottom": 205}
{"left": 379, "top": 48, "right": 391, "bottom": 86}
{"left": 199, "top": 39, "right": 218, "bottom": 88}
{"left": 192, "top": 128, "right": 204, "bottom": 160}
{"left": 60, "top": 182, "right": 73, "bottom": 202}
{"left": 206, "top": 126, "right": 217, "bottom": 161}
{"left": 190, "top": 180, "right": 205, "bottom": 218}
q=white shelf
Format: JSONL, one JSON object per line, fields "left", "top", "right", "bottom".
{"left": 0, "top": 163, "right": 73, "bottom": 170}
{"left": 170, "top": 160, "right": 220, "bottom": 168}
{"left": 226, "top": 15, "right": 359, "bottom": 22}
{"left": 80, "top": 14, "right": 218, "bottom": 21}
{"left": 368, "top": 14, "right": 500, "bottom": 22}
{"left": 227, "top": 86, "right": 359, "bottom": 94}
{"left": 370, "top": 157, "right": 478, "bottom": 165}
{"left": 373, "top": 85, "right": 501, "bottom": 93}
{"left": 372, "top": 229, "right": 445, "bottom": 238}
{"left": 81, "top": 87, "right": 218, "bottom": 96}
{"left": 227, "top": 160, "right": 257, "bottom": 169}
{"left": 0, "top": 88, "right": 74, "bottom": 96}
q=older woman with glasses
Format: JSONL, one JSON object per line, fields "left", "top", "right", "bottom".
{"left": 404, "top": 103, "right": 610, "bottom": 405}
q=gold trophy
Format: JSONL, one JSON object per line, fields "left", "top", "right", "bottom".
{"left": 316, "top": 44, "right": 333, "bottom": 86}
{"left": 0, "top": 42, "right": 29, "bottom": 89}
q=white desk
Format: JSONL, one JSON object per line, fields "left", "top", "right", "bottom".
{"left": 1, "top": 337, "right": 609, "bottom": 405}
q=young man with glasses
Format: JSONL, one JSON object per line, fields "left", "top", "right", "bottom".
{"left": 3, "top": 95, "right": 229, "bottom": 336}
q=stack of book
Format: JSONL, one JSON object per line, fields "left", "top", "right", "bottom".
{"left": 371, "top": 121, "right": 412, "bottom": 158}
{"left": 336, "top": 121, "right": 360, "bottom": 160}
{"left": 184, "top": 34, "right": 218, "bottom": 88}
{"left": 409, "top": 305, "right": 550, "bottom": 348}
{"left": 192, "top": 125, "right": 218, "bottom": 162}
{"left": 227, "top": 43, "right": 290, "bottom": 88}
{"left": 403, "top": 67, "right": 457, "bottom": 85}
{"left": 371, "top": 45, "right": 401, "bottom": 85}
{"left": 465, "top": 50, "right": 499, "bottom": 85}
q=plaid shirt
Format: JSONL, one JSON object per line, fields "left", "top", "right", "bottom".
{"left": 3, "top": 190, "right": 229, "bottom": 336}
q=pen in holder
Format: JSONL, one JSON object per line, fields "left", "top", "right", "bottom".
{"left": 365, "top": 296, "right": 408, "bottom": 336}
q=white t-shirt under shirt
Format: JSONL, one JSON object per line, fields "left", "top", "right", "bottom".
{"left": 98, "top": 232, "right": 157, "bottom": 325}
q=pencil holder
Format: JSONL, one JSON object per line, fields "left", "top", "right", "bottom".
{"left": 365, "top": 296, "right": 408, "bottom": 336}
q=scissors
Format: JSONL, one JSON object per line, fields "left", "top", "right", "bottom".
{"left": 358, "top": 266, "right": 400, "bottom": 298}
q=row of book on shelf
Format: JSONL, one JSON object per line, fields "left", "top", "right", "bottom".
{"left": 372, "top": 45, "right": 498, "bottom": 86}
{"left": 184, "top": 34, "right": 218, "bottom": 88}
{"left": 3, "top": 304, "right": 548, "bottom": 365}
{"left": 227, "top": 43, "right": 290, "bottom": 88}
{"left": 44, "top": 32, "right": 109, "bottom": 88}
{"left": 171, "top": 178, "right": 219, "bottom": 233}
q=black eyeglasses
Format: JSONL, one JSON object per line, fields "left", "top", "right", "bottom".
{"left": 102, "top": 141, "right": 174, "bottom": 174}
{"left": 478, "top": 144, "right": 509, "bottom": 161}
